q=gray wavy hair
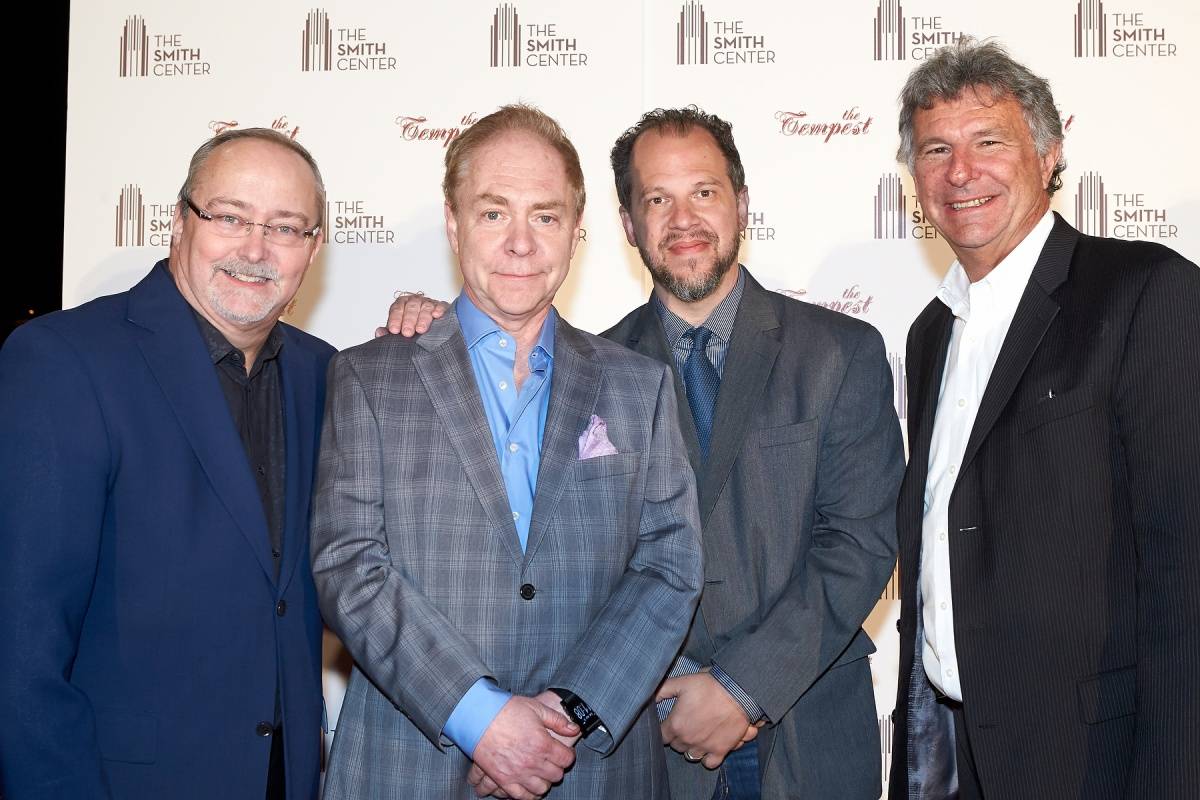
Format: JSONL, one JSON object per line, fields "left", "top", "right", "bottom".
{"left": 896, "top": 38, "right": 1066, "bottom": 195}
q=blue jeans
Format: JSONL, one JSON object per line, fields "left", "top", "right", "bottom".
{"left": 711, "top": 739, "right": 760, "bottom": 800}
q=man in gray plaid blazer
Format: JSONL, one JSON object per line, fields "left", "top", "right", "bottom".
{"left": 312, "top": 104, "right": 704, "bottom": 800}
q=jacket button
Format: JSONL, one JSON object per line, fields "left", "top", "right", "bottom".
{"left": 276, "top": 600, "right": 287, "bottom": 617}
{"left": 519, "top": 583, "right": 536, "bottom": 600}
{"left": 256, "top": 721, "right": 273, "bottom": 737}
{"left": 896, "top": 618, "right": 902, "bottom": 632}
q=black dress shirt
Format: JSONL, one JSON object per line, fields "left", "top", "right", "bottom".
{"left": 191, "top": 311, "right": 286, "bottom": 578}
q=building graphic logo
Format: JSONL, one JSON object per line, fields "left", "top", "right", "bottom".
{"left": 875, "top": 173, "right": 907, "bottom": 239}
{"left": 491, "top": 4, "right": 520, "bottom": 67}
{"left": 302, "top": 9, "right": 333, "bottom": 71}
{"left": 873, "top": 0, "right": 905, "bottom": 60}
{"left": 889, "top": 353, "right": 907, "bottom": 421}
{"left": 119, "top": 16, "right": 149, "bottom": 77}
{"left": 879, "top": 713, "right": 894, "bottom": 780}
{"left": 880, "top": 566, "right": 899, "bottom": 600}
{"left": 115, "top": 184, "right": 146, "bottom": 247}
{"left": 677, "top": 2, "right": 708, "bottom": 64}
{"left": 1075, "top": 171, "right": 1108, "bottom": 237}
{"left": 1074, "top": 0, "right": 1107, "bottom": 57}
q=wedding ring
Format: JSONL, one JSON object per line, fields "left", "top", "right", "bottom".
{"left": 684, "top": 750, "right": 704, "bottom": 763}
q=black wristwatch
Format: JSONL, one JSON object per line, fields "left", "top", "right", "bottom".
{"left": 549, "top": 688, "right": 606, "bottom": 737}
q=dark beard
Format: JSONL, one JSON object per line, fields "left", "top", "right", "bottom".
{"left": 639, "top": 230, "right": 740, "bottom": 303}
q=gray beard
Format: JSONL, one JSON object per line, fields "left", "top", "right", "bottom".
{"left": 640, "top": 235, "right": 739, "bottom": 303}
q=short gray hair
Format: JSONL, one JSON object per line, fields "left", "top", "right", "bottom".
{"left": 897, "top": 38, "right": 1066, "bottom": 195}
{"left": 178, "top": 128, "right": 327, "bottom": 228}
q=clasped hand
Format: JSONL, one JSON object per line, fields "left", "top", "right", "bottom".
{"left": 466, "top": 691, "right": 581, "bottom": 799}
{"left": 656, "top": 669, "right": 763, "bottom": 770}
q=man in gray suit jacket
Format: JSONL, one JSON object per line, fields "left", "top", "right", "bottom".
{"left": 603, "top": 109, "right": 904, "bottom": 800}
{"left": 312, "top": 104, "right": 703, "bottom": 800}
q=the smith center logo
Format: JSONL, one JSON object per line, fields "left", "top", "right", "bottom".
{"left": 872, "top": 1, "right": 967, "bottom": 61}
{"left": 489, "top": 4, "right": 590, "bottom": 68}
{"left": 675, "top": 1, "right": 775, "bottom": 65}
{"left": 873, "top": 173, "right": 944, "bottom": 240}
{"left": 326, "top": 200, "right": 394, "bottom": 245}
{"left": 1074, "top": 172, "right": 1179, "bottom": 240}
{"left": 118, "top": 16, "right": 210, "bottom": 77}
{"left": 114, "top": 185, "right": 175, "bottom": 248}
{"left": 1074, "top": 1, "right": 1178, "bottom": 58}
{"left": 302, "top": 9, "right": 396, "bottom": 72}
{"left": 741, "top": 210, "right": 775, "bottom": 242}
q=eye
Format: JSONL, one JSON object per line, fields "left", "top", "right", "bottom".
{"left": 273, "top": 224, "right": 299, "bottom": 236}
{"left": 534, "top": 214, "right": 557, "bottom": 225}
{"left": 216, "top": 213, "right": 245, "bottom": 226}
{"left": 647, "top": 196, "right": 665, "bottom": 206}
{"left": 483, "top": 210, "right": 502, "bottom": 221}
{"left": 697, "top": 189, "right": 714, "bottom": 198}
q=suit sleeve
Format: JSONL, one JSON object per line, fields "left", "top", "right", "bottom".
{"left": 0, "top": 324, "right": 111, "bottom": 798}
{"left": 1117, "top": 256, "right": 1200, "bottom": 797}
{"left": 310, "top": 352, "right": 496, "bottom": 748}
{"left": 550, "top": 363, "right": 704, "bottom": 753}
{"left": 712, "top": 324, "right": 903, "bottom": 722}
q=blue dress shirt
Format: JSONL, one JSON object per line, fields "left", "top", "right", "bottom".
{"left": 442, "top": 291, "right": 556, "bottom": 757}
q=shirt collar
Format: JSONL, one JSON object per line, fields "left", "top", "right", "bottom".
{"left": 190, "top": 308, "right": 283, "bottom": 367}
{"left": 454, "top": 290, "right": 556, "bottom": 360}
{"left": 936, "top": 210, "right": 1054, "bottom": 322}
{"left": 652, "top": 264, "right": 745, "bottom": 349}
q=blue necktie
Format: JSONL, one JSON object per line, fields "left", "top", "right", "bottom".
{"left": 682, "top": 326, "right": 720, "bottom": 460}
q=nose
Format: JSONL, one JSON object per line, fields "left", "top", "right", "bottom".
{"left": 946, "top": 150, "right": 976, "bottom": 187}
{"left": 506, "top": 217, "right": 536, "bottom": 258}
{"left": 236, "top": 225, "right": 269, "bottom": 262}
{"left": 668, "top": 198, "right": 700, "bottom": 230}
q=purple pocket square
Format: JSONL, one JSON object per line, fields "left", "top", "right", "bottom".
{"left": 578, "top": 414, "right": 619, "bottom": 459}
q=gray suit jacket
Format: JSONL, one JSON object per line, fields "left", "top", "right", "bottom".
{"left": 312, "top": 309, "right": 703, "bottom": 799}
{"left": 605, "top": 270, "right": 904, "bottom": 799}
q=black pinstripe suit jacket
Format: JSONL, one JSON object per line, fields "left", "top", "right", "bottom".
{"left": 890, "top": 214, "right": 1200, "bottom": 799}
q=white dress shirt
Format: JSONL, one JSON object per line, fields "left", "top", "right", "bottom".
{"left": 921, "top": 211, "right": 1054, "bottom": 700}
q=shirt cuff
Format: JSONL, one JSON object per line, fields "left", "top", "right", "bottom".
{"left": 709, "top": 663, "right": 766, "bottom": 724}
{"left": 443, "top": 678, "right": 512, "bottom": 758}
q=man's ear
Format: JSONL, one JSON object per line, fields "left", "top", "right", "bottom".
{"left": 444, "top": 201, "right": 461, "bottom": 256}
{"left": 619, "top": 206, "right": 638, "bottom": 248}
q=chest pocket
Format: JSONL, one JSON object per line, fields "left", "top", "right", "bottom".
{"left": 575, "top": 450, "right": 643, "bottom": 482}
{"left": 1016, "top": 385, "right": 1096, "bottom": 434}
{"left": 757, "top": 417, "right": 818, "bottom": 448}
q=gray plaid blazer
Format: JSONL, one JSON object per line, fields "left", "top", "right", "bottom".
{"left": 312, "top": 309, "right": 703, "bottom": 799}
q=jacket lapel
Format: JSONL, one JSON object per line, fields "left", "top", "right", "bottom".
{"left": 907, "top": 302, "right": 954, "bottom": 485}
{"left": 959, "top": 214, "right": 1076, "bottom": 473}
{"left": 413, "top": 310, "right": 524, "bottom": 566}
{"left": 277, "top": 327, "right": 318, "bottom": 593}
{"left": 698, "top": 273, "right": 781, "bottom": 526}
{"left": 622, "top": 304, "right": 703, "bottom": 468}
{"left": 127, "top": 262, "right": 277, "bottom": 583}
{"left": 524, "top": 317, "right": 602, "bottom": 563}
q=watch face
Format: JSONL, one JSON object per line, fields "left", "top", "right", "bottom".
{"left": 570, "top": 700, "right": 595, "bottom": 725}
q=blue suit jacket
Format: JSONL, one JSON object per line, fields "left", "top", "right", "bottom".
{"left": 0, "top": 261, "right": 335, "bottom": 799}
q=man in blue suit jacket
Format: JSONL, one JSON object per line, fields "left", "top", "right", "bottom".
{"left": 0, "top": 128, "right": 334, "bottom": 799}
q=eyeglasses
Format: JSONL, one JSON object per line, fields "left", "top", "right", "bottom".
{"left": 183, "top": 196, "right": 320, "bottom": 248}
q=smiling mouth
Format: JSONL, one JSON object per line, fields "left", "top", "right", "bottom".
{"left": 219, "top": 268, "right": 271, "bottom": 284}
{"left": 949, "top": 196, "right": 994, "bottom": 210}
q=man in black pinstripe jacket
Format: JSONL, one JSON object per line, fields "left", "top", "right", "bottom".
{"left": 890, "top": 39, "right": 1199, "bottom": 799}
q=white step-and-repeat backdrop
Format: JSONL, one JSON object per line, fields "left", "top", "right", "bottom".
{"left": 66, "top": 1, "right": 1197, "bottom": 794}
